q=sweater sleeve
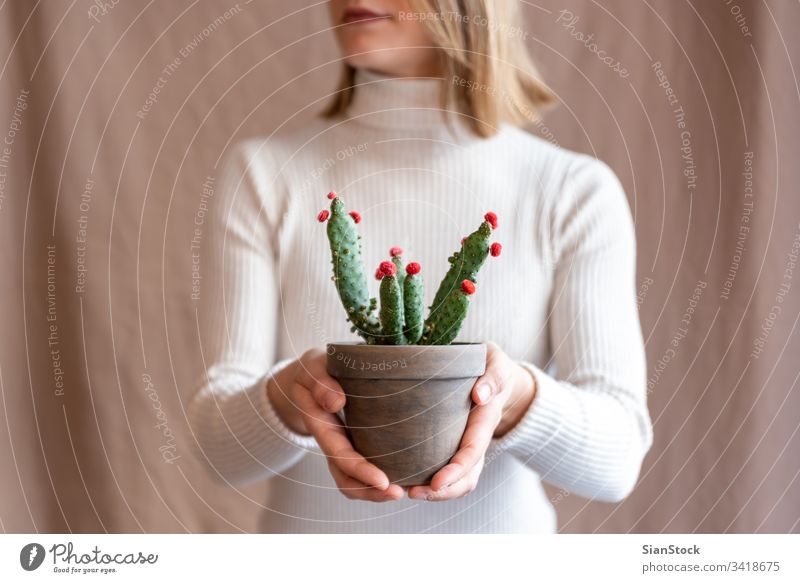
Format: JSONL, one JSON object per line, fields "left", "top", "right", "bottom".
{"left": 492, "top": 154, "right": 653, "bottom": 503}
{"left": 187, "top": 141, "right": 318, "bottom": 486}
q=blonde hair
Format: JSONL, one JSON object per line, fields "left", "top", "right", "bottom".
{"left": 324, "top": 0, "right": 556, "bottom": 137}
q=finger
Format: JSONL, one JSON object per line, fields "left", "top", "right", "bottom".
{"left": 295, "top": 385, "right": 391, "bottom": 490}
{"left": 329, "top": 463, "right": 404, "bottom": 502}
{"left": 297, "top": 365, "right": 346, "bottom": 413}
{"left": 471, "top": 341, "right": 508, "bottom": 406}
{"left": 408, "top": 458, "right": 484, "bottom": 501}
{"left": 428, "top": 402, "right": 501, "bottom": 491}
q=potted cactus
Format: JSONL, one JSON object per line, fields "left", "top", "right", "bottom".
{"left": 318, "top": 192, "right": 501, "bottom": 486}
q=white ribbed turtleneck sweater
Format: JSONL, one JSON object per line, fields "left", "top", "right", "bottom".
{"left": 189, "top": 69, "right": 653, "bottom": 533}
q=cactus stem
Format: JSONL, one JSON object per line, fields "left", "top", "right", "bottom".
{"left": 379, "top": 274, "right": 405, "bottom": 345}
{"left": 403, "top": 263, "right": 424, "bottom": 343}
{"left": 420, "top": 215, "right": 495, "bottom": 345}
{"left": 325, "top": 195, "right": 380, "bottom": 342}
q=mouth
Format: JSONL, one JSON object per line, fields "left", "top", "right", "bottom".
{"left": 341, "top": 7, "right": 391, "bottom": 25}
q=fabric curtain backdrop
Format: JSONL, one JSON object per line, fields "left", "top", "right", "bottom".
{"left": 1, "top": 0, "right": 797, "bottom": 533}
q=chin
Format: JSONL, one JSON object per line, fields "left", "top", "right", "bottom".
{"left": 343, "top": 52, "right": 395, "bottom": 72}
{"left": 339, "top": 39, "right": 437, "bottom": 76}
{"left": 337, "top": 32, "right": 388, "bottom": 63}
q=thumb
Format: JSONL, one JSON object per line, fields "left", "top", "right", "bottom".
{"left": 471, "top": 343, "right": 506, "bottom": 406}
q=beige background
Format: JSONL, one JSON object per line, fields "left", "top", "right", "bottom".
{"left": 0, "top": 0, "right": 798, "bottom": 533}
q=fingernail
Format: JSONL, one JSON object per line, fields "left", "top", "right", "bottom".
{"left": 476, "top": 383, "right": 492, "bottom": 404}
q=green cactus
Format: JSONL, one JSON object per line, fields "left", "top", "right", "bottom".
{"left": 378, "top": 264, "right": 405, "bottom": 345}
{"left": 390, "top": 247, "right": 405, "bottom": 300}
{"left": 324, "top": 195, "right": 380, "bottom": 342}
{"left": 419, "top": 283, "right": 472, "bottom": 345}
{"left": 403, "top": 264, "right": 424, "bottom": 343}
{"left": 419, "top": 218, "right": 494, "bottom": 345}
{"left": 320, "top": 193, "right": 498, "bottom": 346}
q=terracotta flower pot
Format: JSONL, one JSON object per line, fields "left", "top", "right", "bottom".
{"left": 326, "top": 342, "right": 486, "bottom": 486}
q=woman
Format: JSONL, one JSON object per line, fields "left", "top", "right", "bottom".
{"left": 189, "top": 0, "right": 653, "bottom": 533}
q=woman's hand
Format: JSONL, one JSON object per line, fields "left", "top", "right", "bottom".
{"left": 267, "top": 348, "right": 405, "bottom": 502}
{"left": 407, "top": 341, "right": 537, "bottom": 501}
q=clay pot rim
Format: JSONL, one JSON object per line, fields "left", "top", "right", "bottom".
{"left": 328, "top": 341, "right": 483, "bottom": 348}
{"left": 326, "top": 341, "right": 487, "bottom": 380}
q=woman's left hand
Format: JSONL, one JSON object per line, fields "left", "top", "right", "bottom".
{"left": 407, "top": 341, "right": 537, "bottom": 501}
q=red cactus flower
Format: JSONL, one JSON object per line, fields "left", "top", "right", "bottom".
{"left": 461, "top": 236, "right": 467, "bottom": 246}
{"left": 378, "top": 261, "right": 396, "bottom": 277}
{"left": 490, "top": 242, "right": 502, "bottom": 257}
{"left": 375, "top": 267, "right": 385, "bottom": 280}
{"left": 461, "top": 279, "right": 476, "bottom": 295}
{"left": 317, "top": 210, "right": 330, "bottom": 222}
{"left": 484, "top": 211, "right": 498, "bottom": 230}
{"left": 349, "top": 211, "right": 362, "bottom": 224}
{"left": 406, "top": 262, "right": 421, "bottom": 275}
{"left": 327, "top": 191, "right": 337, "bottom": 200}
{"left": 389, "top": 246, "right": 403, "bottom": 257}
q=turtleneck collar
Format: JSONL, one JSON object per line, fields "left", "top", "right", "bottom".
{"left": 345, "top": 68, "right": 477, "bottom": 141}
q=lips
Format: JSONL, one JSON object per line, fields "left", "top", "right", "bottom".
{"left": 342, "top": 7, "right": 390, "bottom": 24}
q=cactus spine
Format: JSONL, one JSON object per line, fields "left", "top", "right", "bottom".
{"left": 320, "top": 193, "right": 498, "bottom": 346}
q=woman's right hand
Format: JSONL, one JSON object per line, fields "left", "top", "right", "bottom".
{"left": 267, "top": 348, "right": 405, "bottom": 502}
